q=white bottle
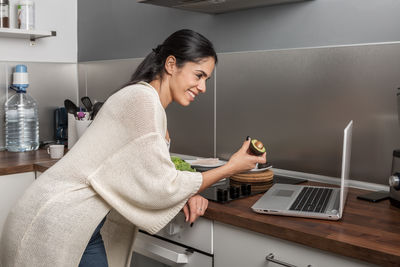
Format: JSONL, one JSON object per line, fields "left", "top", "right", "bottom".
{"left": 17, "top": 0, "right": 34, "bottom": 30}
{"left": 5, "top": 65, "right": 39, "bottom": 152}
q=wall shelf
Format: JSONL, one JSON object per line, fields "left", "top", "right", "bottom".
{"left": 0, "top": 28, "right": 56, "bottom": 43}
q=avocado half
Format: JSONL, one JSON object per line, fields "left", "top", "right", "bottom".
{"left": 250, "top": 139, "right": 266, "bottom": 155}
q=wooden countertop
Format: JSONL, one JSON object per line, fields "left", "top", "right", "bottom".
{"left": 1, "top": 150, "right": 399, "bottom": 266}
{"left": 0, "top": 149, "right": 58, "bottom": 175}
{"left": 205, "top": 184, "right": 400, "bottom": 266}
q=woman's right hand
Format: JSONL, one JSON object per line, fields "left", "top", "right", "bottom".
{"left": 226, "top": 138, "right": 267, "bottom": 175}
{"left": 198, "top": 138, "right": 267, "bottom": 192}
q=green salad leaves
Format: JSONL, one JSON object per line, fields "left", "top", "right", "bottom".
{"left": 171, "top": 156, "right": 196, "bottom": 172}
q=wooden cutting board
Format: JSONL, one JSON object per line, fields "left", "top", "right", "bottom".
{"left": 230, "top": 170, "right": 274, "bottom": 192}
{"left": 230, "top": 170, "right": 274, "bottom": 183}
{"left": 230, "top": 179, "right": 273, "bottom": 192}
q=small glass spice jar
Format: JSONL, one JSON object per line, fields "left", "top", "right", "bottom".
{"left": 18, "top": 0, "right": 35, "bottom": 30}
{"left": 0, "top": 0, "right": 10, "bottom": 28}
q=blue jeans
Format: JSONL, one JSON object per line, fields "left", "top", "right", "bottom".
{"left": 79, "top": 217, "right": 108, "bottom": 267}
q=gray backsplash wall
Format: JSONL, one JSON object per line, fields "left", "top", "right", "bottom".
{"left": 0, "top": 62, "right": 78, "bottom": 150}
{"left": 77, "top": 0, "right": 400, "bottom": 185}
{"left": 216, "top": 43, "right": 400, "bottom": 185}
{"left": 78, "top": 59, "right": 143, "bottom": 103}
{"left": 79, "top": 42, "right": 400, "bottom": 185}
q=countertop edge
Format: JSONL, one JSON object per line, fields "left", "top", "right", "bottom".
{"left": 0, "top": 165, "right": 36, "bottom": 175}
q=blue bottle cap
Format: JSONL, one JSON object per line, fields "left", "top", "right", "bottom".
{"left": 15, "top": 64, "right": 28, "bottom": 73}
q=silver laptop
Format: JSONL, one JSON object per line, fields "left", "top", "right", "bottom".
{"left": 251, "top": 121, "right": 353, "bottom": 220}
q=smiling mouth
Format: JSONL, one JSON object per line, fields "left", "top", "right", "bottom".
{"left": 187, "top": 90, "right": 196, "bottom": 99}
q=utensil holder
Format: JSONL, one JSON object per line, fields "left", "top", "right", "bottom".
{"left": 67, "top": 114, "right": 77, "bottom": 149}
{"left": 68, "top": 114, "right": 92, "bottom": 149}
{"left": 75, "top": 119, "right": 92, "bottom": 139}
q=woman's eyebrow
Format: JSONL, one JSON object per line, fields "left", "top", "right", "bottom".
{"left": 195, "top": 70, "right": 209, "bottom": 78}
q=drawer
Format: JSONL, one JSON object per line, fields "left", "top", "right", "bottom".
{"left": 155, "top": 212, "right": 213, "bottom": 254}
{"left": 133, "top": 231, "right": 213, "bottom": 267}
{"left": 214, "top": 221, "right": 377, "bottom": 267}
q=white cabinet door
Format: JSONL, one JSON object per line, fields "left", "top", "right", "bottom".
{"left": 0, "top": 172, "right": 35, "bottom": 239}
{"left": 214, "top": 221, "right": 377, "bottom": 267}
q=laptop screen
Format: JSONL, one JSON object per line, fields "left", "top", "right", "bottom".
{"left": 340, "top": 121, "right": 353, "bottom": 217}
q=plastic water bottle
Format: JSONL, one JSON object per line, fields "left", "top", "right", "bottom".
{"left": 5, "top": 65, "right": 39, "bottom": 152}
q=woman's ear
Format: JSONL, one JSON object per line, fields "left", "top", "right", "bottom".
{"left": 164, "top": 55, "right": 177, "bottom": 75}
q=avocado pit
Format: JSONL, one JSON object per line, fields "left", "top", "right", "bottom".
{"left": 250, "top": 139, "right": 266, "bottom": 155}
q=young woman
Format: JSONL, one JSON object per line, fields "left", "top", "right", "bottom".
{"left": 0, "top": 29, "right": 266, "bottom": 267}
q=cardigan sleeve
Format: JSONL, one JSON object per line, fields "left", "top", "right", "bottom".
{"left": 87, "top": 132, "right": 203, "bottom": 234}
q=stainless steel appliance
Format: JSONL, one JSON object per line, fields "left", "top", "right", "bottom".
{"left": 54, "top": 107, "right": 67, "bottom": 144}
{"left": 389, "top": 88, "right": 400, "bottom": 208}
{"left": 131, "top": 213, "right": 213, "bottom": 267}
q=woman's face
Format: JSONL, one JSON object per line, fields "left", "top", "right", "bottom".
{"left": 169, "top": 56, "right": 215, "bottom": 106}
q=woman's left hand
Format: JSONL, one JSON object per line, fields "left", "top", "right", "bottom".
{"left": 183, "top": 194, "right": 208, "bottom": 224}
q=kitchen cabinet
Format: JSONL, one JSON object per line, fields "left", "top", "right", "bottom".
{"left": 0, "top": 172, "right": 35, "bottom": 238}
{"left": 214, "top": 221, "right": 377, "bottom": 267}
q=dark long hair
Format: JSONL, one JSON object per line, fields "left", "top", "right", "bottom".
{"left": 126, "top": 29, "right": 217, "bottom": 86}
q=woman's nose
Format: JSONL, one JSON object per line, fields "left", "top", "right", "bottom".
{"left": 197, "top": 79, "right": 206, "bottom": 93}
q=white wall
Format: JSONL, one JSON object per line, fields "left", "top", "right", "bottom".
{"left": 0, "top": 0, "right": 78, "bottom": 149}
{"left": 0, "top": 0, "right": 77, "bottom": 63}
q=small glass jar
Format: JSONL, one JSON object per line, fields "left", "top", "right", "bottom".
{"left": 17, "top": 0, "right": 35, "bottom": 30}
{"left": 0, "top": 0, "right": 10, "bottom": 28}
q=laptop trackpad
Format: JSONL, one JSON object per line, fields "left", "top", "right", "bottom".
{"left": 273, "top": 189, "right": 295, "bottom": 197}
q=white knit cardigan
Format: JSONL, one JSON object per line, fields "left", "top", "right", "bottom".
{"left": 0, "top": 82, "right": 203, "bottom": 267}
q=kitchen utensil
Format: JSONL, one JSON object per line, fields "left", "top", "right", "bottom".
{"left": 77, "top": 107, "right": 87, "bottom": 120}
{"left": 91, "top": 101, "right": 104, "bottom": 120}
{"left": 81, "top": 96, "right": 93, "bottom": 112}
{"left": 64, "top": 99, "right": 78, "bottom": 118}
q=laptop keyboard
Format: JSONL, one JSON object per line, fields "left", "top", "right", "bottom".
{"left": 289, "top": 187, "right": 333, "bottom": 213}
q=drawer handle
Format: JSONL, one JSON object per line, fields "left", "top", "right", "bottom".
{"left": 265, "top": 253, "right": 312, "bottom": 267}
{"left": 135, "top": 240, "right": 188, "bottom": 264}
